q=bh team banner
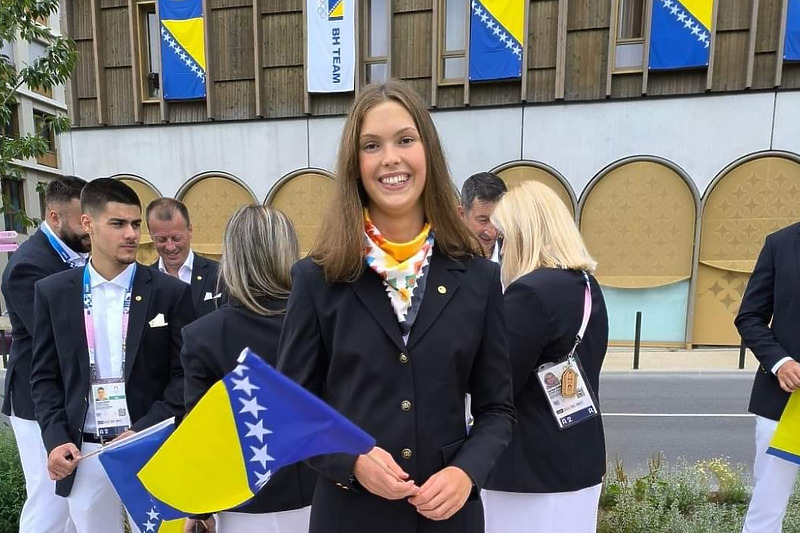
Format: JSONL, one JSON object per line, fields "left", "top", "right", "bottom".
{"left": 649, "top": 0, "right": 714, "bottom": 70}
{"left": 307, "top": 0, "right": 355, "bottom": 93}
{"left": 158, "top": 0, "right": 207, "bottom": 100}
{"left": 469, "top": 0, "right": 524, "bottom": 81}
{"left": 785, "top": 0, "right": 800, "bottom": 61}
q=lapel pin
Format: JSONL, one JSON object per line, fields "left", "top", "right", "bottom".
{"left": 438, "top": 286, "right": 447, "bottom": 294}
{"left": 197, "top": 275, "right": 203, "bottom": 280}
{"left": 135, "top": 295, "right": 142, "bottom": 302}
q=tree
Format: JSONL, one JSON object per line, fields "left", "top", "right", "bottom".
{"left": 0, "top": 0, "right": 77, "bottom": 229}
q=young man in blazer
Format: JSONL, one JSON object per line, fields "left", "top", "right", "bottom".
{"left": 146, "top": 197, "right": 221, "bottom": 317}
{"left": 1, "top": 177, "right": 89, "bottom": 533}
{"left": 736, "top": 222, "right": 800, "bottom": 533}
{"left": 30, "top": 179, "right": 196, "bottom": 533}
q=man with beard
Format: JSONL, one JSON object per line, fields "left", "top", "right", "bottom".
{"left": 458, "top": 172, "right": 507, "bottom": 262}
{"left": 1, "top": 176, "right": 90, "bottom": 533}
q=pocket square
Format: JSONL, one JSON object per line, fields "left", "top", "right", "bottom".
{"left": 203, "top": 292, "right": 222, "bottom": 301}
{"left": 148, "top": 313, "right": 168, "bottom": 328}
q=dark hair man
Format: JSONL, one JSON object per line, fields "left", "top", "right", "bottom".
{"left": 1, "top": 175, "right": 89, "bottom": 533}
{"left": 30, "top": 178, "right": 195, "bottom": 533}
{"left": 146, "top": 197, "right": 220, "bottom": 317}
{"left": 458, "top": 172, "right": 508, "bottom": 261}
{"left": 736, "top": 224, "right": 800, "bottom": 532}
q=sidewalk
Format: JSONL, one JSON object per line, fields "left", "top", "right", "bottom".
{"left": 602, "top": 347, "right": 759, "bottom": 373}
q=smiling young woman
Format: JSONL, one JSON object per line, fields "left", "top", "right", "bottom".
{"left": 276, "top": 80, "right": 515, "bottom": 533}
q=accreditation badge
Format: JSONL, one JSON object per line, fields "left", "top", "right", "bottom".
{"left": 91, "top": 379, "right": 131, "bottom": 440}
{"left": 536, "top": 356, "right": 599, "bottom": 430}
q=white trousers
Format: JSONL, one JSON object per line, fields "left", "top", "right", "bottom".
{"left": 482, "top": 483, "right": 602, "bottom": 533}
{"left": 10, "top": 415, "right": 76, "bottom": 533}
{"left": 66, "top": 442, "right": 125, "bottom": 533}
{"left": 742, "top": 415, "right": 799, "bottom": 533}
{"left": 216, "top": 506, "right": 311, "bottom": 533}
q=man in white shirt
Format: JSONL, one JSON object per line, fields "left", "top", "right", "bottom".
{"left": 146, "top": 197, "right": 221, "bottom": 317}
{"left": 458, "top": 172, "right": 507, "bottom": 263}
{"left": 1, "top": 176, "right": 89, "bottom": 533}
{"left": 30, "top": 179, "right": 195, "bottom": 533}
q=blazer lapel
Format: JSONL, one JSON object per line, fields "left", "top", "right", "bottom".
{"left": 350, "top": 268, "right": 407, "bottom": 353}
{"left": 406, "top": 253, "right": 463, "bottom": 351}
{"left": 190, "top": 255, "right": 206, "bottom": 307}
{"left": 125, "top": 264, "right": 152, "bottom": 380}
{"left": 67, "top": 272, "right": 91, "bottom": 382}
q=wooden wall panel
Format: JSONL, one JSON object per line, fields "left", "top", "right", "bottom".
{"left": 393, "top": 12, "right": 432, "bottom": 78}
{"left": 436, "top": 85, "right": 464, "bottom": 108}
{"left": 142, "top": 103, "right": 160, "bottom": 124}
{"left": 711, "top": 31, "right": 750, "bottom": 91}
{"left": 470, "top": 82, "right": 522, "bottom": 106}
{"left": 310, "top": 93, "right": 353, "bottom": 115}
{"left": 564, "top": 30, "right": 607, "bottom": 100}
{"left": 567, "top": 0, "right": 611, "bottom": 30}
{"left": 647, "top": 70, "right": 706, "bottom": 95}
{"left": 262, "top": 67, "right": 305, "bottom": 116}
{"left": 169, "top": 101, "right": 208, "bottom": 123}
{"left": 529, "top": 0, "right": 559, "bottom": 68}
{"left": 215, "top": 80, "right": 256, "bottom": 119}
{"left": 261, "top": 0, "right": 302, "bottom": 13}
{"left": 716, "top": 0, "right": 753, "bottom": 31}
{"left": 208, "top": 7, "right": 255, "bottom": 81}
{"left": 527, "top": 68, "right": 556, "bottom": 101}
{"left": 209, "top": 0, "right": 252, "bottom": 8}
{"left": 101, "top": 7, "right": 132, "bottom": 67}
{"left": 782, "top": 64, "right": 800, "bottom": 88}
{"left": 610, "top": 72, "right": 642, "bottom": 98}
{"left": 263, "top": 12, "right": 303, "bottom": 66}
{"left": 751, "top": 53, "right": 777, "bottom": 88}
{"left": 99, "top": 0, "right": 127, "bottom": 9}
{"left": 394, "top": 0, "right": 432, "bottom": 11}
{"left": 755, "top": 0, "right": 782, "bottom": 52}
{"left": 402, "top": 78, "right": 432, "bottom": 107}
{"left": 75, "top": 41, "right": 98, "bottom": 99}
{"left": 72, "top": 0, "right": 96, "bottom": 39}
{"left": 105, "top": 68, "right": 136, "bottom": 124}
{"left": 78, "top": 99, "right": 99, "bottom": 125}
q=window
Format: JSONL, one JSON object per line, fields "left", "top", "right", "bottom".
{"left": 33, "top": 111, "right": 58, "bottom": 168}
{"left": 439, "top": 0, "right": 468, "bottom": 83}
{"left": 2, "top": 179, "right": 27, "bottom": 234}
{"left": 0, "top": 39, "right": 13, "bottom": 66}
{"left": 28, "top": 40, "right": 53, "bottom": 98}
{"left": 137, "top": 2, "right": 161, "bottom": 101}
{"left": 613, "top": 0, "right": 645, "bottom": 71}
{"left": 2, "top": 105, "right": 19, "bottom": 138}
{"left": 362, "top": 0, "right": 390, "bottom": 85}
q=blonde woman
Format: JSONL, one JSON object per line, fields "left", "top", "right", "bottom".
{"left": 483, "top": 181, "right": 609, "bottom": 533}
{"left": 180, "top": 205, "right": 316, "bottom": 533}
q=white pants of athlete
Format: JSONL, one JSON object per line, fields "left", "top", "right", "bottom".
{"left": 482, "top": 483, "right": 602, "bottom": 533}
{"left": 9, "top": 414, "right": 76, "bottom": 533}
{"left": 65, "top": 442, "right": 125, "bottom": 533}
{"left": 742, "top": 415, "right": 800, "bottom": 533}
{"left": 216, "top": 506, "right": 311, "bottom": 533}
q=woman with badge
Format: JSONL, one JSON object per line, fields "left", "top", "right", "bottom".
{"left": 276, "top": 80, "right": 515, "bottom": 533}
{"left": 180, "top": 205, "right": 316, "bottom": 533}
{"left": 482, "top": 181, "right": 609, "bottom": 533}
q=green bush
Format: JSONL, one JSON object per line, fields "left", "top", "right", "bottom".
{"left": 598, "top": 454, "right": 800, "bottom": 533}
{"left": 0, "top": 423, "right": 25, "bottom": 533}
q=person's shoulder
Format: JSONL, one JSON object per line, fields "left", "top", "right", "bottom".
{"left": 291, "top": 256, "right": 325, "bottom": 280}
{"left": 146, "top": 265, "right": 191, "bottom": 293}
{"left": 768, "top": 222, "right": 800, "bottom": 244}
{"left": 35, "top": 267, "right": 80, "bottom": 292}
{"left": 193, "top": 253, "right": 219, "bottom": 269}
{"left": 183, "top": 305, "right": 233, "bottom": 336}
{"left": 6, "top": 230, "right": 51, "bottom": 267}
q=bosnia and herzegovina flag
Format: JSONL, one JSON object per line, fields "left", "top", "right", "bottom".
{"left": 649, "top": 0, "right": 714, "bottom": 70}
{"left": 158, "top": 0, "right": 206, "bottom": 100}
{"left": 469, "top": 0, "right": 524, "bottom": 81}
{"left": 98, "top": 419, "right": 187, "bottom": 533}
{"left": 785, "top": 0, "right": 800, "bottom": 61}
{"left": 136, "top": 348, "right": 376, "bottom": 514}
{"left": 766, "top": 392, "right": 800, "bottom": 466}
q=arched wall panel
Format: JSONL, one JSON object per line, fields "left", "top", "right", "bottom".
{"left": 494, "top": 162, "right": 575, "bottom": 216}
{"left": 115, "top": 176, "right": 161, "bottom": 265}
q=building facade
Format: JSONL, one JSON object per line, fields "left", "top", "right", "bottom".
{"left": 58, "top": 0, "right": 800, "bottom": 347}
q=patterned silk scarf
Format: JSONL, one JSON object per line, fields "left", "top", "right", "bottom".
{"left": 364, "top": 213, "right": 435, "bottom": 336}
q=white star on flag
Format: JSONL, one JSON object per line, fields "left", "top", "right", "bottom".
{"left": 670, "top": 5, "right": 679, "bottom": 15}
{"left": 231, "top": 376, "right": 259, "bottom": 396}
{"left": 684, "top": 18, "right": 693, "bottom": 29}
{"left": 245, "top": 419, "right": 273, "bottom": 443}
{"left": 512, "top": 45, "right": 522, "bottom": 56}
{"left": 250, "top": 444, "right": 275, "bottom": 469}
{"left": 146, "top": 508, "right": 159, "bottom": 521}
{"left": 691, "top": 24, "right": 700, "bottom": 35}
{"left": 493, "top": 26, "right": 502, "bottom": 36}
{"left": 233, "top": 364, "right": 249, "bottom": 377}
{"left": 698, "top": 32, "right": 708, "bottom": 44}
{"left": 505, "top": 39, "right": 514, "bottom": 49}
{"left": 664, "top": 0, "right": 674, "bottom": 7}
{"left": 476, "top": 6, "right": 484, "bottom": 16}
{"left": 677, "top": 11, "right": 687, "bottom": 22}
{"left": 239, "top": 396, "right": 266, "bottom": 418}
{"left": 255, "top": 470, "right": 272, "bottom": 488}
{"left": 144, "top": 520, "right": 156, "bottom": 532}
{"left": 487, "top": 21, "right": 495, "bottom": 30}
{"left": 499, "top": 34, "right": 508, "bottom": 44}
{"left": 480, "top": 13, "right": 489, "bottom": 23}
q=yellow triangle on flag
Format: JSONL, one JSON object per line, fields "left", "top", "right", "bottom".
{"left": 157, "top": 518, "right": 187, "bottom": 533}
{"left": 162, "top": 18, "right": 207, "bottom": 71}
{"left": 680, "top": 0, "right": 713, "bottom": 31}
{"left": 330, "top": 0, "right": 344, "bottom": 19}
{"left": 480, "top": 0, "right": 525, "bottom": 44}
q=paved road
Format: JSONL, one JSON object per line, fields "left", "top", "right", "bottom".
{"left": 599, "top": 371, "right": 756, "bottom": 476}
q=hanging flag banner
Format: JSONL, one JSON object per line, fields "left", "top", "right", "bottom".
{"left": 469, "top": 0, "right": 524, "bottom": 81}
{"left": 785, "top": 0, "right": 800, "bottom": 61}
{"left": 649, "top": 0, "right": 714, "bottom": 70}
{"left": 307, "top": 0, "right": 355, "bottom": 93}
{"left": 158, "top": 0, "right": 207, "bottom": 100}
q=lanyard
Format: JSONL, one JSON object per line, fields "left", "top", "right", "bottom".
{"left": 41, "top": 223, "right": 78, "bottom": 265}
{"left": 567, "top": 271, "right": 593, "bottom": 361}
{"left": 83, "top": 264, "right": 136, "bottom": 379}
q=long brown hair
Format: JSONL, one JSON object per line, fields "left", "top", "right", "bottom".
{"left": 311, "top": 80, "right": 481, "bottom": 282}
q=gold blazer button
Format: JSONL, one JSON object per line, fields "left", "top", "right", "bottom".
{"left": 437, "top": 286, "right": 446, "bottom": 294}
{"left": 401, "top": 448, "right": 412, "bottom": 460}
{"left": 135, "top": 295, "right": 142, "bottom": 302}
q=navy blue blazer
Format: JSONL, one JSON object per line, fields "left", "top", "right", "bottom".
{"left": 149, "top": 252, "right": 221, "bottom": 317}
{"left": 276, "top": 250, "right": 515, "bottom": 533}
{"left": 735, "top": 222, "right": 800, "bottom": 421}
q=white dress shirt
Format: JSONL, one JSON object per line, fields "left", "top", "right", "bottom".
{"left": 490, "top": 242, "right": 501, "bottom": 264}
{"left": 158, "top": 249, "right": 194, "bottom": 285}
{"left": 83, "top": 261, "right": 136, "bottom": 433}
{"left": 41, "top": 221, "right": 87, "bottom": 268}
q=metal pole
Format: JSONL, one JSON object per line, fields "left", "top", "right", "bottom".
{"left": 739, "top": 340, "right": 746, "bottom": 370}
{"left": 633, "top": 311, "right": 642, "bottom": 370}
